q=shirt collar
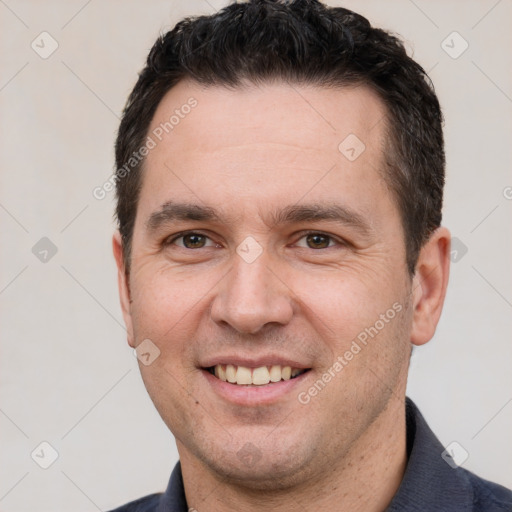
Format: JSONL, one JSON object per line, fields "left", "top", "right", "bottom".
{"left": 386, "top": 397, "right": 474, "bottom": 511}
{"left": 157, "top": 461, "right": 187, "bottom": 512}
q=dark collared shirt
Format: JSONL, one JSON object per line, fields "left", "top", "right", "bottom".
{"left": 110, "top": 398, "right": 512, "bottom": 511}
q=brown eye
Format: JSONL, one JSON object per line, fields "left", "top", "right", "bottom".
{"left": 181, "top": 233, "right": 207, "bottom": 248}
{"left": 167, "top": 232, "right": 216, "bottom": 249}
{"left": 305, "top": 233, "right": 332, "bottom": 249}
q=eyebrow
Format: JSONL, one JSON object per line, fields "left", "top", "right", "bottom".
{"left": 146, "top": 200, "right": 372, "bottom": 237}
{"left": 146, "top": 201, "right": 221, "bottom": 231}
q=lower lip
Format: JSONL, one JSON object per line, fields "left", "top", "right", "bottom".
{"left": 201, "top": 369, "right": 310, "bottom": 406}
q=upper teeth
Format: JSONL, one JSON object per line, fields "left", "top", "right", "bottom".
{"left": 213, "top": 364, "right": 304, "bottom": 386}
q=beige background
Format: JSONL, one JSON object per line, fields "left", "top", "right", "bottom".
{"left": 1, "top": 1, "right": 511, "bottom": 510}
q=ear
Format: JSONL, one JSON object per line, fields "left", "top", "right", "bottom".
{"left": 410, "top": 227, "right": 451, "bottom": 346}
{"left": 112, "top": 231, "right": 135, "bottom": 348}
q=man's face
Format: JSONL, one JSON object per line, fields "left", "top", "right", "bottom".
{"left": 115, "top": 81, "right": 416, "bottom": 487}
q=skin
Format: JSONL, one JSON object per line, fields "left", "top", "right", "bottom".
{"left": 113, "top": 80, "right": 450, "bottom": 511}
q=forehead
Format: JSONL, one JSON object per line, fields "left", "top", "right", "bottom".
{"left": 138, "top": 80, "right": 391, "bottom": 227}
{"left": 147, "top": 79, "right": 387, "bottom": 155}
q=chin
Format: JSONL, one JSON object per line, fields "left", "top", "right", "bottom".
{"left": 209, "top": 458, "right": 307, "bottom": 491}
{"left": 193, "top": 435, "right": 315, "bottom": 491}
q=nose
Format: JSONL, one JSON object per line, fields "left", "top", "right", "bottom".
{"left": 210, "top": 250, "right": 294, "bottom": 335}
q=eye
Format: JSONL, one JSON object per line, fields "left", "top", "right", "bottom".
{"left": 165, "top": 232, "right": 217, "bottom": 249}
{"left": 295, "top": 232, "right": 339, "bottom": 249}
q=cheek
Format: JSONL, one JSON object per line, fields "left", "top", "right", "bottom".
{"left": 129, "top": 267, "right": 211, "bottom": 429}
{"left": 293, "top": 268, "right": 404, "bottom": 346}
{"left": 129, "top": 265, "right": 214, "bottom": 359}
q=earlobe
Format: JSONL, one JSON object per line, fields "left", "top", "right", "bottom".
{"left": 112, "top": 231, "right": 136, "bottom": 348}
{"left": 410, "top": 227, "right": 451, "bottom": 346}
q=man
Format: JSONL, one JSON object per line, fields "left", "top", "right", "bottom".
{"left": 110, "top": 1, "right": 512, "bottom": 510}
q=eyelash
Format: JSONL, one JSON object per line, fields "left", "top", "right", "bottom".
{"left": 164, "top": 230, "right": 344, "bottom": 250}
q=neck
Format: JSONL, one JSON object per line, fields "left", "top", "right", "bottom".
{"left": 178, "top": 395, "right": 407, "bottom": 512}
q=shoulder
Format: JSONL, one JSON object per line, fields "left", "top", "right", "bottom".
{"left": 389, "top": 398, "right": 512, "bottom": 511}
{"left": 108, "top": 462, "right": 187, "bottom": 512}
{"left": 462, "top": 469, "right": 512, "bottom": 511}
{"left": 107, "top": 492, "right": 162, "bottom": 512}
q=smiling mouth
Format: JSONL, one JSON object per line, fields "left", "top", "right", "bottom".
{"left": 205, "top": 364, "right": 310, "bottom": 386}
